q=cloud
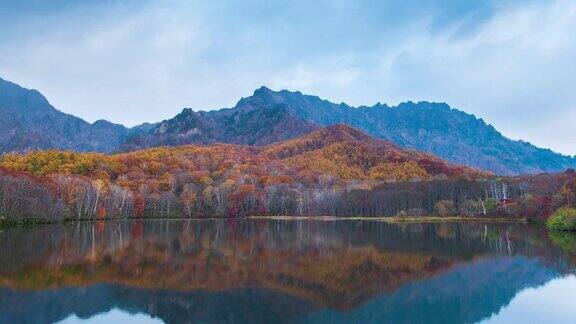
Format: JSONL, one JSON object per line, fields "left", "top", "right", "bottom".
{"left": 375, "top": 0, "right": 576, "bottom": 154}
{"left": 0, "top": 0, "right": 574, "bottom": 154}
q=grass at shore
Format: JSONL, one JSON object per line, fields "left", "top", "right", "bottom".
{"left": 0, "top": 217, "right": 60, "bottom": 229}
{"left": 0, "top": 215, "right": 529, "bottom": 229}
{"left": 247, "top": 215, "right": 528, "bottom": 223}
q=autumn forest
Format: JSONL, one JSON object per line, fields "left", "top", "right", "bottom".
{"left": 0, "top": 125, "right": 574, "bottom": 226}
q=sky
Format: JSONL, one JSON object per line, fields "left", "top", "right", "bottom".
{"left": 0, "top": 0, "right": 575, "bottom": 155}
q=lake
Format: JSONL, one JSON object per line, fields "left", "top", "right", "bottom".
{"left": 0, "top": 219, "right": 575, "bottom": 324}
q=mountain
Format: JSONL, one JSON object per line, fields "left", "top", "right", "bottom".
{"left": 0, "top": 77, "right": 129, "bottom": 153}
{"left": 125, "top": 86, "right": 576, "bottom": 175}
{"left": 232, "top": 87, "right": 576, "bottom": 175}
{"left": 1, "top": 77, "right": 574, "bottom": 175}
{"left": 120, "top": 102, "right": 318, "bottom": 151}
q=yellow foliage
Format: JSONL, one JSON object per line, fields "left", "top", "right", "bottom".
{"left": 0, "top": 150, "right": 110, "bottom": 176}
{"left": 369, "top": 161, "right": 430, "bottom": 182}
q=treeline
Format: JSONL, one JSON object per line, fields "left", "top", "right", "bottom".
{"left": 0, "top": 163, "right": 574, "bottom": 224}
{"left": 333, "top": 171, "right": 575, "bottom": 219}
{"left": 0, "top": 127, "right": 573, "bottom": 224}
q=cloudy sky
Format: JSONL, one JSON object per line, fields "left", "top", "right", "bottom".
{"left": 0, "top": 0, "right": 575, "bottom": 154}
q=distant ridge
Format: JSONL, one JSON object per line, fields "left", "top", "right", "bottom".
{"left": 0, "top": 77, "right": 574, "bottom": 174}
{"left": 233, "top": 87, "right": 576, "bottom": 175}
{"left": 0, "top": 77, "right": 129, "bottom": 153}
{"left": 125, "top": 86, "right": 575, "bottom": 174}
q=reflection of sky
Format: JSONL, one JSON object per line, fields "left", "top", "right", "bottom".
{"left": 57, "top": 309, "right": 162, "bottom": 324}
{"left": 51, "top": 264, "right": 576, "bottom": 323}
{"left": 0, "top": 0, "right": 575, "bottom": 154}
{"left": 481, "top": 274, "right": 576, "bottom": 324}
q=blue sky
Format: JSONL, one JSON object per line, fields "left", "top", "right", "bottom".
{"left": 0, "top": 0, "right": 574, "bottom": 154}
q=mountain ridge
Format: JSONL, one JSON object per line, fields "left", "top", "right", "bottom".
{"left": 134, "top": 86, "right": 574, "bottom": 175}
{"left": 0, "top": 77, "right": 131, "bottom": 153}
{"left": 242, "top": 86, "right": 576, "bottom": 174}
{"left": 0, "top": 77, "right": 574, "bottom": 175}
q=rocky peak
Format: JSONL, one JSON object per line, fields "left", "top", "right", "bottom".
{"left": 0, "top": 77, "right": 52, "bottom": 112}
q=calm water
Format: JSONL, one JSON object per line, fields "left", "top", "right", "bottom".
{"left": 1, "top": 219, "right": 576, "bottom": 324}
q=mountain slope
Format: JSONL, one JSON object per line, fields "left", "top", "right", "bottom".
{"left": 260, "top": 125, "right": 489, "bottom": 180}
{"left": 126, "top": 86, "right": 575, "bottom": 175}
{"left": 1, "top": 124, "right": 488, "bottom": 181}
{"left": 0, "top": 77, "right": 129, "bottom": 153}
{"left": 1, "top": 77, "right": 573, "bottom": 175}
{"left": 121, "top": 103, "right": 319, "bottom": 150}
{"left": 239, "top": 87, "right": 576, "bottom": 175}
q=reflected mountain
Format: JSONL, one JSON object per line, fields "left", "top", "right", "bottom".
{"left": 302, "top": 256, "right": 559, "bottom": 324}
{"left": 0, "top": 220, "right": 574, "bottom": 324}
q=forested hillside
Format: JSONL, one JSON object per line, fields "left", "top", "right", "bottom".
{"left": 0, "top": 125, "right": 490, "bottom": 222}
{"left": 1, "top": 124, "right": 575, "bottom": 224}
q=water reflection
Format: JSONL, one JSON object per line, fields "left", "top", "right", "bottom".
{"left": 0, "top": 220, "right": 575, "bottom": 323}
{"left": 58, "top": 309, "right": 162, "bottom": 324}
{"left": 481, "top": 274, "right": 576, "bottom": 324}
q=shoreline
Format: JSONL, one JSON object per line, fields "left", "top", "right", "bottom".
{"left": 247, "top": 215, "right": 529, "bottom": 223}
{"left": 0, "top": 215, "right": 529, "bottom": 229}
